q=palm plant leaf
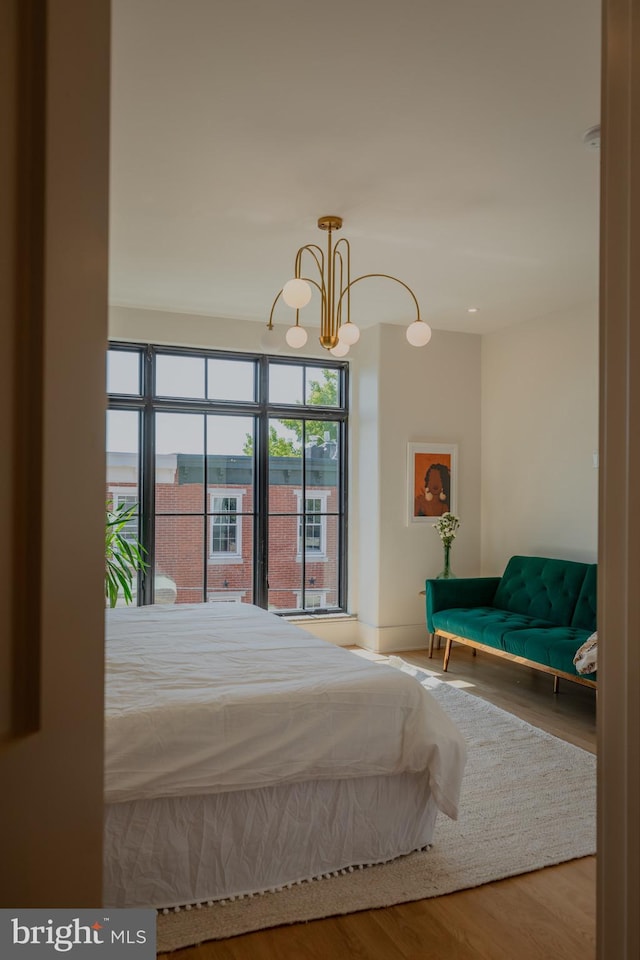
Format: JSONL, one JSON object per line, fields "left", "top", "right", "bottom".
{"left": 105, "top": 499, "right": 148, "bottom": 608}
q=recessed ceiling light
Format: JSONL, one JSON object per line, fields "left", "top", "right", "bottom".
{"left": 467, "top": 307, "right": 479, "bottom": 313}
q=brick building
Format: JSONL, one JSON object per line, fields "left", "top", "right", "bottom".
{"left": 107, "top": 449, "right": 339, "bottom": 611}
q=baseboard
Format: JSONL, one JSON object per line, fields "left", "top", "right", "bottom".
{"left": 289, "top": 616, "right": 430, "bottom": 655}
{"left": 356, "top": 622, "right": 429, "bottom": 655}
{"left": 289, "top": 615, "right": 359, "bottom": 647}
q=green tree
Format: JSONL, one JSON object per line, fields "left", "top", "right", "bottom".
{"left": 243, "top": 424, "right": 299, "bottom": 457}
{"left": 243, "top": 369, "right": 339, "bottom": 455}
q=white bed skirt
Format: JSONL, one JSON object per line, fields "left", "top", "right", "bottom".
{"left": 103, "top": 773, "right": 439, "bottom": 910}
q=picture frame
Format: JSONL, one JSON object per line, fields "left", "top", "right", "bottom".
{"left": 407, "top": 442, "right": 458, "bottom": 524}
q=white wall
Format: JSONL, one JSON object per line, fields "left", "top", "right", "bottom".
{"left": 357, "top": 324, "right": 482, "bottom": 652}
{"left": 481, "top": 302, "right": 599, "bottom": 573}
{"left": 110, "top": 304, "right": 331, "bottom": 357}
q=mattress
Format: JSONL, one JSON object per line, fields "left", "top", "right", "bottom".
{"left": 105, "top": 602, "right": 467, "bottom": 820}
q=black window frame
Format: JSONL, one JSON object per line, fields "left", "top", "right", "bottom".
{"left": 106, "top": 341, "right": 349, "bottom": 614}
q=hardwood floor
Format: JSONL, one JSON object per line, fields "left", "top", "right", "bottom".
{"left": 387, "top": 644, "right": 596, "bottom": 753}
{"left": 160, "top": 644, "right": 597, "bottom": 960}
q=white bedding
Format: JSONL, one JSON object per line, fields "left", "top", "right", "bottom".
{"left": 105, "top": 603, "right": 466, "bottom": 820}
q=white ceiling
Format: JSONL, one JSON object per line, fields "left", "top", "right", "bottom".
{"left": 109, "top": 0, "right": 601, "bottom": 336}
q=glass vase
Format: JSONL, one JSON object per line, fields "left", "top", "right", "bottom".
{"left": 436, "top": 542, "right": 456, "bottom": 580}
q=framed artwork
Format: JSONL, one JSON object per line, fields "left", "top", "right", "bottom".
{"left": 407, "top": 442, "right": 458, "bottom": 523}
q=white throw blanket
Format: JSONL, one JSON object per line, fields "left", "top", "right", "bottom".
{"left": 573, "top": 631, "right": 598, "bottom": 674}
{"left": 105, "top": 603, "right": 467, "bottom": 820}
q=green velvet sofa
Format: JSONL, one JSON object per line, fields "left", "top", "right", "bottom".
{"left": 425, "top": 555, "right": 597, "bottom": 692}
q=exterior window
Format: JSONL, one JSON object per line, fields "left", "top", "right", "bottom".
{"left": 209, "top": 492, "right": 243, "bottom": 560}
{"left": 294, "top": 591, "right": 328, "bottom": 610}
{"left": 207, "top": 592, "right": 245, "bottom": 604}
{"left": 107, "top": 488, "right": 139, "bottom": 543}
{"left": 295, "top": 492, "right": 329, "bottom": 557}
{"left": 107, "top": 344, "right": 347, "bottom": 613}
{"left": 303, "top": 498, "right": 323, "bottom": 554}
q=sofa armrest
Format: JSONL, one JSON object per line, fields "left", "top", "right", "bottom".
{"left": 425, "top": 577, "right": 501, "bottom": 633}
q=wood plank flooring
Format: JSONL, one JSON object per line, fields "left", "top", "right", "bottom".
{"left": 160, "top": 644, "right": 597, "bottom": 960}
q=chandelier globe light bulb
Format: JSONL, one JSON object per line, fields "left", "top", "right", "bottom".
{"left": 282, "top": 278, "right": 312, "bottom": 309}
{"left": 330, "top": 340, "right": 350, "bottom": 358}
{"left": 406, "top": 319, "right": 432, "bottom": 347}
{"left": 259, "top": 324, "right": 285, "bottom": 352}
{"left": 338, "top": 322, "right": 360, "bottom": 346}
{"left": 285, "top": 324, "right": 308, "bottom": 349}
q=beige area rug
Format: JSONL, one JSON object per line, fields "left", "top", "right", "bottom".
{"left": 157, "top": 661, "right": 596, "bottom": 952}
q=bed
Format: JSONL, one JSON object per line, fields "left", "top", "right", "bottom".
{"left": 103, "top": 602, "right": 467, "bottom": 910}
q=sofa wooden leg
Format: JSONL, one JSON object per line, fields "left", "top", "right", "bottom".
{"left": 553, "top": 675, "right": 559, "bottom": 694}
{"left": 428, "top": 633, "right": 443, "bottom": 657}
{"left": 443, "top": 638, "right": 453, "bottom": 672}
{"left": 472, "top": 648, "right": 476, "bottom": 657}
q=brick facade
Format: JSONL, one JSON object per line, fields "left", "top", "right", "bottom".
{"left": 108, "top": 453, "right": 339, "bottom": 610}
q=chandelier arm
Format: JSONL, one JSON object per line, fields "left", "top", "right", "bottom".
{"left": 267, "top": 290, "right": 283, "bottom": 329}
{"left": 295, "top": 244, "right": 325, "bottom": 289}
{"left": 335, "top": 273, "right": 422, "bottom": 323}
{"left": 333, "top": 238, "right": 351, "bottom": 327}
{"left": 296, "top": 245, "right": 327, "bottom": 332}
{"left": 300, "top": 274, "right": 328, "bottom": 335}
{"left": 334, "top": 250, "right": 344, "bottom": 329}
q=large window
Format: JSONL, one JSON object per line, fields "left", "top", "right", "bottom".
{"left": 106, "top": 344, "right": 348, "bottom": 614}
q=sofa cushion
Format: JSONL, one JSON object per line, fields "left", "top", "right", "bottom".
{"left": 571, "top": 564, "right": 597, "bottom": 631}
{"left": 492, "top": 555, "right": 589, "bottom": 626}
{"left": 432, "top": 607, "right": 553, "bottom": 650}
{"left": 425, "top": 577, "right": 501, "bottom": 633}
{"left": 502, "top": 626, "right": 597, "bottom": 679}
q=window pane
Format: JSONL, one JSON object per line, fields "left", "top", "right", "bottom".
{"left": 156, "top": 413, "right": 204, "bottom": 514}
{"left": 305, "top": 367, "right": 339, "bottom": 407}
{"left": 206, "top": 416, "right": 254, "bottom": 601}
{"left": 106, "top": 411, "right": 140, "bottom": 523}
{"left": 269, "top": 364, "right": 303, "bottom": 404}
{"left": 106, "top": 409, "right": 141, "bottom": 605}
{"left": 206, "top": 512, "right": 254, "bottom": 605}
{"left": 304, "top": 517, "right": 339, "bottom": 608}
{"left": 206, "top": 415, "right": 255, "bottom": 486}
{"left": 268, "top": 418, "right": 302, "bottom": 511}
{"left": 107, "top": 349, "right": 140, "bottom": 395}
{"left": 267, "top": 516, "right": 302, "bottom": 611}
{"left": 207, "top": 358, "right": 255, "bottom": 401}
{"left": 107, "top": 409, "right": 139, "bottom": 457}
{"left": 305, "top": 422, "right": 339, "bottom": 468}
{"left": 155, "top": 516, "right": 204, "bottom": 604}
{"left": 305, "top": 422, "right": 340, "bottom": 513}
{"left": 156, "top": 354, "right": 205, "bottom": 398}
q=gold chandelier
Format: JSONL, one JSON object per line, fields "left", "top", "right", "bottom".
{"left": 266, "top": 215, "right": 432, "bottom": 356}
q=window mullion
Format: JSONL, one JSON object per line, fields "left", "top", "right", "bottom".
{"left": 301, "top": 420, "right": 306, "bottom": 610}
{"left": 255, "top": 356, "right": 269, "bottom": 608}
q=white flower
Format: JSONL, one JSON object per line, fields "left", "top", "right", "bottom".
{"left": 434, "top": 512, "right": 460, "bottom": 545}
